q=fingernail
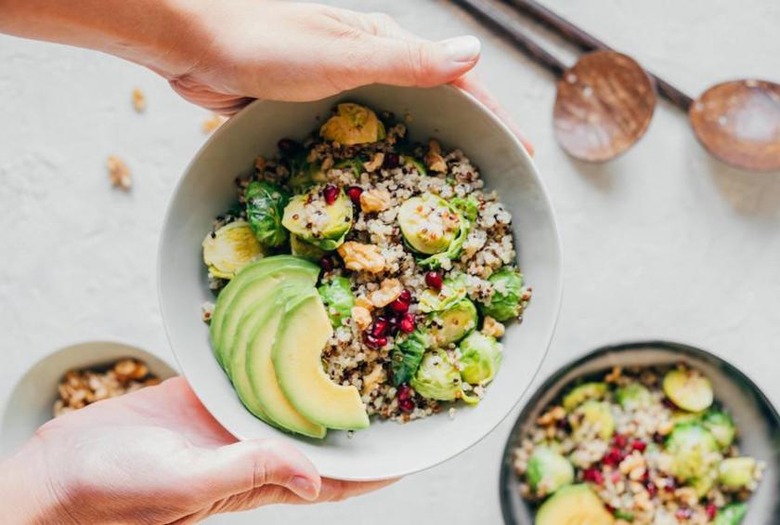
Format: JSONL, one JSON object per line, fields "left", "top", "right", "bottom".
{"left": 441, "top": 35, "right": 481, "bottom": 63}
{"left": 290, "top": 476, "right": 320, "bottom": 501}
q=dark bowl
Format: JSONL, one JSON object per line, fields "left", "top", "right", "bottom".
{"left": 499, "top": 341, "right": 780, "bottom": 525}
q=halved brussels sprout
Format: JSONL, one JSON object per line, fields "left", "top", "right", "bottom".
{"left": 703, "top": 410, "right": 737, "bottom": 449}
{"left": 663, "top": 368, "right": 714, "bottom": 413}
{"left": 202, "top": 220, "right": 263, "bottom": 279}
{"left": 714, "top": 502, "right": 748, "bottom": 525}
{"left": 320, "top": 103, "right": 386, "bottom": 145}
{"left": 458, "top": 331, "right": 502, "bottom": 385}
{"left": 429, "top": 299, "right": 478, "bottom": 347}
{"left": 450, "top": 196, "right": 479, "bottom": 222}
{"left": 671, "top": 410, "right": 704, "bottom": 427}
{"left": 562, "top": 382, "right": 608, "bottom": 412}
{"left": 665, "top": 423, "right": 721, "bottom": 482}
{"left": 398, "top": 193, "right": 462, "bottom": 255}
{"left": 418, "top": 273, "right": 467, "bottom": 313}
{"left": 615, "top": 383, "right": 652, "bottom": 410}
{"left": 569, "top": 400, "right": 615, "bottom": 441}
{"left": 402, "top": 155, "right": 427, "bottom": 176}
{"left": 282, "top": 185, "right": 353, "bottom": 251}
{"left": 411, "top": 349, "right": 477, "bottom": 404}
{"left": 318, "top": 276, "right": 355, "bottom": 328}
{"left": 391, "top": 329, "right": 429, "bottom": 387}
{"left": 718, "top": 457, "right": 757, "bottom": 490}
{"left": 526, "top": 446, "right": 575, "bottom": 496}
{"left": 290, "top": 234, "right": 326, "bottom": 261}
{"left": 289, "top": 161, "right": 327, "bottom": 193}
{"left": 417, "top": 214, "right": 470, "bottom": 269}
{"left": 478, "top": 267, "right": 525, "bottom": 322}
{"left": 245, "top": 181, "right": 290, "bottom": 248}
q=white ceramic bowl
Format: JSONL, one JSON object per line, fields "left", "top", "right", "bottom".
{"left": 0, "top": 341, "right": 178, "bottom": 455}
{"left": 158, "top": 85, "right": 562, "bottom": 480}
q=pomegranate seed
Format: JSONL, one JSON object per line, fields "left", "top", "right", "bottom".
{"left": 610, "top": 471, "right": 622, "bottom": 484}
{"left": 364, "top": 333, "right": 388, "bottom": 349}
{"left": 706, "top": 503, "right": 717, "bottom": 520}
{"left": 346, "top": 186, "right": 363, "bottom": 205}
{"left": 662, "top": 397, "right": 678, "bottom": 410}
{"left": 371, "top": 317, "right": 389, "bottom": 338}
{"left": 582, "top": 468, "right": 604, "bottom": 485}
{"left": 663, "top": 477, "right": 677, "bottom": 492}
{"left": 645, "top": 481, "right": 658, "bottom": 498}
{"left": 612, "top": 434, "right": 628, "bottom": 449}
{"left": 388, "top": 299, "right": 409, "bottom": 314}
{"left": 425, "top": 271, "right": 443, "bottom": 290}
{"left": 323, "top": 184, "right": 339, "bottom": 205}
{"left": 602, "top": 448, "right": 624, "bottom": 467}
{"left": 398, "top": 289, "right": 412, "bottom": 304}
{"left": 556, "top": 418, "right": 571, "bottom": 432}
{"left": 319, "top": 256, "right": 334, "bottom": 272}
{"left": 397, "top": 384, "right": 412, "bottom": 401}
{"left": 631, "top": 440, "right": 647, "bottom": 453}
{"left": 652, "top": 432, "right": 665, "bottom": 444}
{"left": 675, "top": 508, "right": 693, "bottom": 520}
{"left": 399, "top": 313, "right": 415, "bottom": 333}
{"left": 399, "top": 398, "right": 415, "bottom": 413}
{"left": 383, "top": 152, "right": 400, "bottom": 169}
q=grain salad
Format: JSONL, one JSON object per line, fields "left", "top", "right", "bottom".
{"left": 201, "top": 103, "right": 531, "bottom": 436}
{"left": 513, "top": 365, "right": 763, "bottom": 525}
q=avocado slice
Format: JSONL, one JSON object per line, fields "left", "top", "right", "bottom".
{"left": 536, "top": 484, "right": 615, "bottom": 525}
{"left": 242, "top": 286, "right": 326, "bottom": 439}
{"left": 209, "top": 256, "right": 319, "bottom": 370}
{"left": 272, "top": 291, "right": 369, "bottom": 430}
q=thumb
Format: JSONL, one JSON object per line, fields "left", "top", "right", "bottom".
{"left": 191, "top": 439, "right": 322, "bottom": 502}
{"left": 353, "top": 35, "right": 481, "bottom": 88}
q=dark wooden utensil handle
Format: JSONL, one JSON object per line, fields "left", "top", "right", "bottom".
{"left": 451, "top": 0, "right": 568, "bottom": 77}
{"left": 504, "top": 0, "right": 694, "bottom": 111}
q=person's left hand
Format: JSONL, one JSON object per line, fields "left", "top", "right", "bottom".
{"left": 2, "top": 377, "right": 391, "bottom": 523}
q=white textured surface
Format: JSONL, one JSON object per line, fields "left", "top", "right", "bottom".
{"left": 0, "top": 0, "right": 778, "bottom": 523}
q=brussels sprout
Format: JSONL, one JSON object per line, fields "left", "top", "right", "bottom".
{"left": 417, "top": 214, "right": 470, "bottom": 269}
{"left": 691, "top": 471, "right": 717, "bottom": 498}
{"left": 665, "top": 423, "right": 721, "bottom": 482}
{"left": 398, "top": 193, "right": 462, "bottom": 255}
{"left": 290, "top": 234, "right": 326, "bottom": 261}
{"left": 411, "top": 350, "right": 477, "bottom": 404}
{"left": 458, "top": 331, "right": 502, "bottom": 385}
{"left": 703, "top": 410, "right": 737, "bottom": 449}
{"left": 245, "top": 181, "right": 290, "bottom": 248}
{"left": 418, "top": 273, "right": 467, "bottom": 313}
{"left": 526, "top": 446, "right": 575, "bottom": 496}
{"left": 202, "top": 220, "right": 263, "bottom": 279}
{"left": 569, "top": 400, "right": 615, "bottom": 441}
{"left": 401, "top": 155, "right": 427, "bottom": 176}
{"left": 282, "top": 185, "right": 353, "bottom": 251}
{"left": 450, "top": 196, "right": 479, "bottom": 222}
{"left": 615, "top": 383, "right": 652, "bottom": 410}
{"left": 562, "top": 382, "right": 608, "bottom": 412}
{"left": 288, "top": 161, "right": 327, "bottom": 192}
{"left": 334, "top": 158, "right": 365, "bottom": 178}
{"left": 391, "top": 329, "right": 429, "bottom": 387}
{"left": 663, "top": 368, "right": 714, "bottom": 413}
{"left": 318, "top": 276, "right": 354, "bottom": 328}
{"left": 479, "top": 267, "right": 525, "bottom": 322}
{"left": 320, "top": 103, "right": 386, "bottom": 145}
{"left": 613, "top": 509, "right": 634, "bottom": 522}
{"left": 718, "top": 457, "right": 757, "bottom": 490}
{"left": 429, "top": 299, "right": 478, "bottom": 347}
{"left": 714, "top": 502, "right": 748, "bottom": 525}
{"left": 671, "top": 410, "right": 704, "bottom": 427}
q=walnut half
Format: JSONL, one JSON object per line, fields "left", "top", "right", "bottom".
{"left": 337, "top": 242, "right": 385, "bottom": 274}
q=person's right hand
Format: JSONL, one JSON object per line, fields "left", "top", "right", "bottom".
{"left": 0, "top": 377, "right": 392, "bottom": 524}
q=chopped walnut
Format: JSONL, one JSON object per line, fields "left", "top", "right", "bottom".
{"left": 337, "top": 242, "right": 385, "bottom": 274}
{"left": 368, "top": 278, "right": 403, "bottom": 308}
{"left": 536, "top": 405, "right": 566, "bottom": 426}
{"left": 605, "top": 366, "right": 622, "bottom": 383}
{"left": 424, "top": 139, "right": 447, "bottom": 173}
{"left": 360, "top": 189, "right": 391, "bottom": 213}
{"left": 361, "top": 365, "right": 384, "bottom": 395}
{"left": 355, "top": 296, "right": 374, "bottom": 311}
{"left": 106, "top": 155, "right": 132, "bottom": 191}
{"left": 657, "top": 419, "right": 674, "bottom": 436}
{"left": 202, "top": 113, "right": 227, "bottom": 134}
{"left": 321, "top": 156, "right": 334, "bottom": 171}
{"left": 619, "top": 451, "right": 647, "bottom": 479}
{"left": 482, "top": 316, "right": 505, "bottom": 338}
{"left": 351, "top": 306, "right": 372, "bottom": 331}
{"left": 131, "top": 88, "right": 146, "bottom": 113}
{"left": 363, "top": 152, "right": 385, "bottom": 173}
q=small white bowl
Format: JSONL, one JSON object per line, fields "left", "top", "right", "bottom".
{"left": 0, "top": 341, "right": 178, "bottom": 454}
{"left": 158, "top": 85, "right": 563, "bottom": 480}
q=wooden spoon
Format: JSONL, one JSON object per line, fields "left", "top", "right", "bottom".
{"left": 452, "top": 0, "right": 656, "bottom": 162}
{"left": 504, "top": 0, "right": 780, "bottom": 171}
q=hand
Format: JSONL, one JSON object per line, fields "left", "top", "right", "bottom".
{"left": 0, "top": 377, "right": 392, "bottom": 523}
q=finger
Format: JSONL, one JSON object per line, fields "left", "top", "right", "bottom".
{"left": 452, "top": 74, "right": 535, "bottom": 156}
{"left": 190, "top": 439, "right": 321, "bottom": 502}
{"left": 316, "top": 477, "right": 399, "bottom": 503}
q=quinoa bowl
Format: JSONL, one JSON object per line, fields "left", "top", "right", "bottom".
{"left": 158, "top": 85, "right": 562, "bottom": 480}
{"left": 499, "top": 341, "right": 780, "bottom": 524}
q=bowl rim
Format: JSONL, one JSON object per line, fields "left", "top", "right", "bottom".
{"left": 157, "top": 84, "right": 564, "bottom": 479}
{"left": 497, "top": 339, "right": 780, "bottom": 525}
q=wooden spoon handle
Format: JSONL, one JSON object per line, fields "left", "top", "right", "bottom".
{"left": 504, "top": 0, "right": 694, "bottom": 111}
{"left": 451, "top": 0, "right": 567, "bottom": 77}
